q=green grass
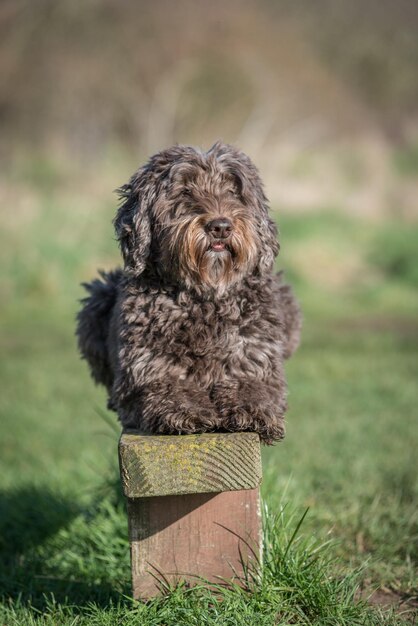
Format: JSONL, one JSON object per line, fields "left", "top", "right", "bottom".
{"left": 0, "top": 169, "right": 417, "bottom": 624}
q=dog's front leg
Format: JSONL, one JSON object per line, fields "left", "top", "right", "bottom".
{"left": 211, "top": 379, "right": 287, "bottom": 444}
{"left": 114, "top": 378, "right": 220, "bottom": 435}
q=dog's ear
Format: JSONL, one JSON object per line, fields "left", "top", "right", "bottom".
{"left": 211, "top": 142, "right": 280, "bottom": 275}
{"left": 245, "top": 177, "right": 279, "bottom": 275}
{"left": 255, "top": 211, "right": 280, "bottom": 274}
{"left": 114, "top": 167, "right": 154, "bottom": 276}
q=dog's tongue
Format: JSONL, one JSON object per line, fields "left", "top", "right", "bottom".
{"left": 211, "top": 242, "right": 226, "bottom": 251}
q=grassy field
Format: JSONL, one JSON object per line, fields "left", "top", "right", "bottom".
{"left": 0, "top": 162, "right": 417, "bottom": 624}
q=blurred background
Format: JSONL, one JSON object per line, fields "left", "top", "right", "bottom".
{"left": 0, "top": 0, "right": 417, "bottom": 618}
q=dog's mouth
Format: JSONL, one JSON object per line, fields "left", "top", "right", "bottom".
{"left": 209, "top": 241, "right": 230, "bottom": 253}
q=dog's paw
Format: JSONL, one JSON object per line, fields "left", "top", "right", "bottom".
{"left": 211, "top": 381, "right": 287, "bottom": 443}
{"left": 256, "top": 418, "right": 285, "bottom": 445}
{"left": 158, "top": 405, "right": 221, "bottom": 435}
{"left": 222, "top": 408, "right": 285, "bottom": 444}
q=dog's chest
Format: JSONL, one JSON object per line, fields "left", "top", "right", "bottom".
{"left": 128, "top": 291, "right": 282, "bottom": 384}
{"left": 170, "top": 298, "right": 281, "bottom": 382}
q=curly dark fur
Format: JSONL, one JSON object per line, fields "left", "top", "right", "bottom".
{"left": 76, "top": 142, "right": 301, "bottom": 444}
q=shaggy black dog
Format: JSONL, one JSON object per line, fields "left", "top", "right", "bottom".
{"left": 77, "top": 142, "right": 301, "bottom": 444}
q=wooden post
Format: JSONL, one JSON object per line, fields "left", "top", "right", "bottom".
{"left": 119, "top": 431, "right": 262, "bottom": 599}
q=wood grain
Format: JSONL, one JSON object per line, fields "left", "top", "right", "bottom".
{"left": 119, "top": 431, "right": 262, "bottom": 498}
{"left": 128, "top": 488, "right": 262, "bottom": 599}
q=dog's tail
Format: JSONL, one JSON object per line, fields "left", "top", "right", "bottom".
{"left": 76, "top": 269, "right": 122, "bottom": 391}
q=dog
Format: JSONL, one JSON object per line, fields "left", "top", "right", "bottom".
{"left": 76, "top": 142, "right": 301, "bottom": 444}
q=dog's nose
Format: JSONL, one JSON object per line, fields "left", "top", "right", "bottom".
{"left": 206, "top": 218, "right": 233, "bottom": 239}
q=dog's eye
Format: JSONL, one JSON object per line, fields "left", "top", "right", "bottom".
{"left": 181, "top": 189, "right": 192, "bottom": 198}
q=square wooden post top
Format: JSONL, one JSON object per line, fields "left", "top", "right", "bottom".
{"left": 119, "top": 431, "right": 262, "bottom": 498}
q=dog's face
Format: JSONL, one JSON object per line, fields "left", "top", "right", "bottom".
{"left": 115, "top": 142, "right": 279, "bottom": 293}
